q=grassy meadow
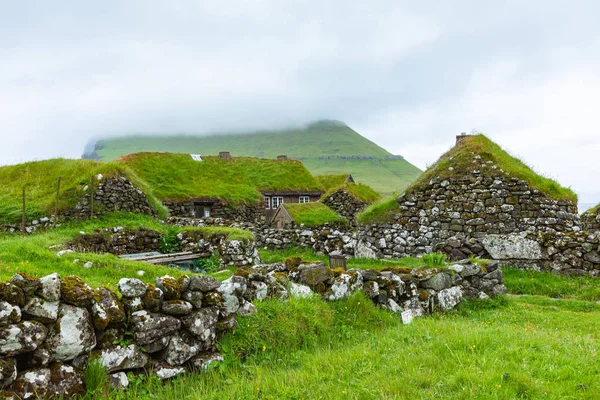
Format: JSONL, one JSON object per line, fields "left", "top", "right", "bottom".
{"left": 1, "top": 216, "right": 599, "bottom": 399}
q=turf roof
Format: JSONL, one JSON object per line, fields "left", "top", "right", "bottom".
{"left": 317, "top": 174, "right": 381, "bottom": 203}
{"left": 118, "top": 152, "right": 324, "bottom": 205}
{"left": 282, "top": 203, "right": 348, "bottom": 227}
{"left": 406, "top": 134, "right": 577, "bottom": 203}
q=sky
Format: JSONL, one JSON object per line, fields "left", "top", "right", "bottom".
{"left": 2, "top": 1, "right": 600, "bottom": 204}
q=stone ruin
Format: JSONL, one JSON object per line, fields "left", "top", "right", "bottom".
{"left": 581, "top": 206, "right": 600, "bottom": 233}
{"left": 321, "top": 187, "right": 373, "bottom": 225}
{"left": 0, "top": 259, "right": 505, "bottom": 398}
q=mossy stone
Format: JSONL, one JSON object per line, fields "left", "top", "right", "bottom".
{"left": 60, "top": 276, "right": 94, "bottom": 307}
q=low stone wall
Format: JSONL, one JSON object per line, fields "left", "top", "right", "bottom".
{"left": 0, "top": 272, "right": 253, "bottom": 398}
{"left": 69, "top": 227, "right": 260, "bottom": 267}
{"left": 164, "top": 201, "right": 264, "bottom": 224}
{"left": 0, "top": 261, "right": 505, "bottom": 398}
{"left": 0, "top": 217, "right": 57, "bottom": 234}
{"left": 70, "top": 176, "right": 156, "bottom": 219}
{"left": 321, "top": 189, "right": 370, "bottom": 224}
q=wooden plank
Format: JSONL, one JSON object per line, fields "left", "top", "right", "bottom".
{"left": 145, "top": 253, "right": 211, "bottom": 265}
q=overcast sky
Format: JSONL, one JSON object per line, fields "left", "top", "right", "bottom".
{"left": 2, "top": 1, "right": 600, "bottom": 203}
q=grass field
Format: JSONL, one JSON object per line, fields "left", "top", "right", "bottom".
{"left": 85, "top": 121, "right": 422, "bottom": 195}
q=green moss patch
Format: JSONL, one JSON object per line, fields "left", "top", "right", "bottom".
{"left": 283, "top": 203, "right": 347, "bottom": 227}
{"left": 356, "top": 196, "right": 399, "bottom": 225}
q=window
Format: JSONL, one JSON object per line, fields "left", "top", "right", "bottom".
{"left": 203, "top": 207, "right": 211, "bottom": 218}
{"left": 264, "top": 197, "right": 271, "bottom": 209}
{"left": 272, "top": 197, "right": 283, "bottom": 208}
{"left": 299, "top": 196, "right": 310, "bottom": 203}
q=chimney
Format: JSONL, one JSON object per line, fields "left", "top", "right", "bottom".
{"left": 277, "top": 155, "right": 288, "bottom": 160}
{"left": 456, "top": 133, "right": 470, "bottom": 146}
{"left": 219, "top": 151, "right": 231, "bottom": 161}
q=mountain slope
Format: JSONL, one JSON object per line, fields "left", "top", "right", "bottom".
{"left": 84, "top": 120, "right": 422, "bottom": 194}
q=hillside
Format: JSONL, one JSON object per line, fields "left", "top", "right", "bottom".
{"left": 83, "top": 120, "right": 422, "bottom": 194}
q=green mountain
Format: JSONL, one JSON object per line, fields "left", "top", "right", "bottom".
{"left": 83, "top": 120, "right": 422, "bottom": 194}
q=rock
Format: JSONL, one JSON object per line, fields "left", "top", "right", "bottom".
{"left": 38, "top": 273, "right": 61, "bottom": 302}
{"left": 299, "top": 265, "right": 333, "bottom": 287}
{"left": 0, "top": 302, "right": 21, "bottom": 326}
{"left": 0, "top": 321, "right": 47, "bottom": 356}
{"left": 60, "top": 276, "right": 94, "bottom": 307}
{"left": 22, "top": 298, "right": 59, "bottom": 323}
{"left": 421, "top": 273, "right": 452, "bottom": 291}
{"left": 122, "top": 297, "right": 145, "bottom": 314}
{"left": 98, "top": 344, "right": 149, "bottom": 372}
{"left": 10, "top": 274, "right": 40, "bottom": 296}
{"left": 182, "top": 291, "right": 203, "bottom": 309}
{"left": 245, "top": 281, "right": 268, "bottom": 301}
{"left": 0, "top": 283, "right": 25, "bottom": 307}
{"left": 118, "top": 278, "right": 148, "bottom": 298}
{"left": 144, "top": 336, "right": 172, "bottom": 353}
{"left": 155, "top": 276, "right": 188, "bottom": 300}
{"left": 130, "top": 311, "right": 181, "bottom": 345}
{"left": 380, "top": 298, "right": 402, "bottom": 313}
{"left": 56, "top": 249, "right": 74, "bottom": 256}
{"left": 237, "top": 300, "right": 257, "bottom": 316}
{"left": 289, "top": 282, "right": 313, "bottom": 298}
{"left": 47, "top": 304, "right": 96, "bottom": 361}
{"left": 109, "top": 372, "right": 129, "bottom": 390}
{"left": 326, "top": 272, "right": 363, "bottom": 301}
{"left": 217, "top": 315, "right": 238, "bottom": 332}
{"left": 485, "top": 260, "right": 500, "bottom": 273}
{"left": 448, "top": 263, "right": 481, "bottom": 277}
{"left": 181, "top": 307, "right": 219, "bottom": 343}
{"left": 142, "top": 285, "right": 164, "bottom": 312}
{"left": 188, "top": 275, "right": 221, "bottom": 292}
{"left": 0, "top": 358, "right": 17, "bottom": 389}
{"left": 159, "top": 333, "right": 200, "bottom": 366}
{"left": 583, "top": 251, "right": 600, "bottom": 264}
{"left": 91, "top": 287, "right": 126, "bottom": 330}
{"left": 152, "top": 362, "right": 185, "bottom": 380}
{"left": 355, "top": 240, "right": 377, "bottom": 259}
{"left": 363, "top": 280, "right": 379, "bottom": 298}
{"left": 187, "top": 352, "right": 224, "bottom": 370}
{"left": 436, "top": 287, "right": 463, "bottom": 311}
{"left": 11, "top": 363, "right": 85, "bottom": 400}
{"left": 482, "top": 234, "right": 543, "bottom": 260}
{"left": 162, "top": 300, "right": 193, "bottom": 315}
{"left": 483, "top": 269, "right": 504, "bottom": 283}
{"left": 83, "top": 261, "right": 94, "bottom": 269}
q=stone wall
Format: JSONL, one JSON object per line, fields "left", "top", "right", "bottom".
{"left": 163, "top": 201, "right": 264, "bottom": 224}
{"left": 357, "top": 170, "right": 580, "bottom": 260}
{"left": 71, "top": 176, "right": 156, "bottom": 220}
{"left": 321, "top": 189, "right": 370, "bottom": 224}
{"left": 69, "top": 227, "right": 260, "bottom": 267}
{"left": 581, "top": 208, "right": 600, "bottom": 233}
{"left": 0, "top": 260, "right": 505, "bottom": 398}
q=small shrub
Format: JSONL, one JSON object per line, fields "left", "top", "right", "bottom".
{"left": 422, "top": 252, "right": 446, "bottom": 267}
{"left": 159, "top": 226, "right": 180, "bottom": 254}
{"left": 85, "top": 358, "right": 109, "bottom": 397}
{"left": 194, "top": 253, "right": 221, "bottom": 273}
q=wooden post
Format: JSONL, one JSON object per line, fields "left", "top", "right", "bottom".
{"left": 329, "top": 254, "right": 347, "bottom": 271}
{"left": 21, "top": 187, "right": 26, "bottom": 234}
{"left": 90, "top": 175, "right": 94, "bottom": 218}
{"left": 53, "top": 177, "right": 61, "bottom": 228}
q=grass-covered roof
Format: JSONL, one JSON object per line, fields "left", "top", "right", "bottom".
{"left": 0, "top": 158, "right": 165, "bottom": 224}
{"left": 282, "top": 203, "right": 347, "bottom": 227}
{"left": 317, "top": 174, "right": 381, "bottom": 203}
{"left": 118, "top": 152, "right": 324, "bottom": 205}
{"left": 407, "top": 134, "right": 577, "bottom": 203}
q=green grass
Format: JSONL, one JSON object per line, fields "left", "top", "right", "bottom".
{"left": 356, "top": 195, "right": 399, "bottom": 224}
{"left": 93, "top": 293, "right": 600, "bottom": 399}
{"left": 0, "top": 213, "right": 248, "bottom": 288}
{"left": 408, "top": 134, "right": 577, "bottom": 203}
{"left": 282, "top": 203, "right": 348, "bottom": 227}
{"left": 503, "top": 268, "right": 600, "bottom": 301}
{"left": 86, "top": 121, "right": 422, "bottom": 196}
{"left": 0, "top": 159, "right": 167, "bottom": 225}
{"left": 119, "top": 153, "right": 322, "bottom": 205}
{"left": 187, "top": 226, "right": 255, "bottom": 242}
{"left": 582, "top": 203, "right": 600, "bottom": 215}
{"left": 321, "top": 182, "right": 382, "bottom": 204}
{"left": 315, "top": 174, "right": 351, "bottom": 191}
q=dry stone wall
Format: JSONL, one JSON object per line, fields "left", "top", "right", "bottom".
{"left": 0, "top": 259, "right": 505, "bottom": 398}
{"left": 581, "top": 208, "right": 600, "bottom": 233}
{"left": 321, "top": 189, "right": 370, "bottom": 224}
{"left": 163, "top": 201, "right": 264, "bottom": 224}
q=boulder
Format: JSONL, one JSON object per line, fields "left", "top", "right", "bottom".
{"left": 237, "top": 300, "right": 257, "bottom": 316}
{"left": 298, "top": 265, "right": 333, "bottom": 287}
{"left": 482, "top": 234, "right": 543, "bottom": 260}
{"left": 97, "top": 344, "right": 149, "bottom": 373}
{"left": 10, "top": 363, "right": 85, "bottom": 400}
{"left": 436, "top": 286, "right": 463, "bottom": 311}
{"left": 289, "top": 282, "right": 313, "bottom": 298}
{"left": 151, "top": 361, "right": 185, "bottom": 380}
{"left": 181, "top": 307, "right": 219, "bottom": 343}
{"left": 22, "top": 298, "right": 59, "bottom": 324}
{"left": 162, "top": 300, "right": 193, "bottom": 315}
{"left": 155, "top": 276, "right": 189, "bottom": 300}
{"left": 421, "top": 273, "right": 452, "bottom": 291}
{"left": 37, "top": 273, "right": 61, "bottom": 302}
{"left": 130, "top": 311, "right": 181, "bottom": 345}
{"left": 355, "top": 240, "right": 378, "bottom": 259}
{"left": 0, "top": 302, "right": 21, "bottom": 326}
{"left": 187, "top": 352, "right": 224, "bottom": 370}
{"left": 91, "top": 287, "right": 126, "bottom": 330}
{"left": 182, "top": 290, "right": 203, "bottom": 309}
{"left": 0, "top": 283, "right": 25, "bottom": 307}
{"left": 159, "top": 333, "right": 200, "bottom": 366}
{"left": 9, "top": 274, "right": 40, "bottom": 296}
{"left": 142, "top": 285, "right": 164, "bottom": 312}
{"left": 47, "top": 304, "right": 96, "bottom": 361}
{"left": 0, "top": 321, "right": 47, "bottom": 356}
{"left": 60, "top": 276, "right": 94, "bottom": 307}
{"left": 109, "top": 372, "right": 129, "bottom": 390}
{"left": 326, "top": 272, "right": 363, "bottom": 301}
{"left": 118, "top": 278, "right": 147, "bottom": 298}
{"left": 188, "top": 275, "right": 221, "bottom": 292}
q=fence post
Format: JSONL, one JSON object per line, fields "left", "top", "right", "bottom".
{"left": 90, "top": 175, "right": 94, "bottom": 218}
{"left": 53, "top": 177, "right": 61, "bottom": 228}
{"left": 21, "top": 187, "right": 26, "bottom": 234}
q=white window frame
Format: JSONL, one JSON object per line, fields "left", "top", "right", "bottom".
{"left": 299, "top": 196, "right": 310, "bottom": 204}
{"left": 203, "top": 207, "right": 211, "bottom": 218}
{"left": 272, "top": 197, "right": 284, "bottom": 208}
{"left": 264, "top": 196, "right": 271, "bottom": 209}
